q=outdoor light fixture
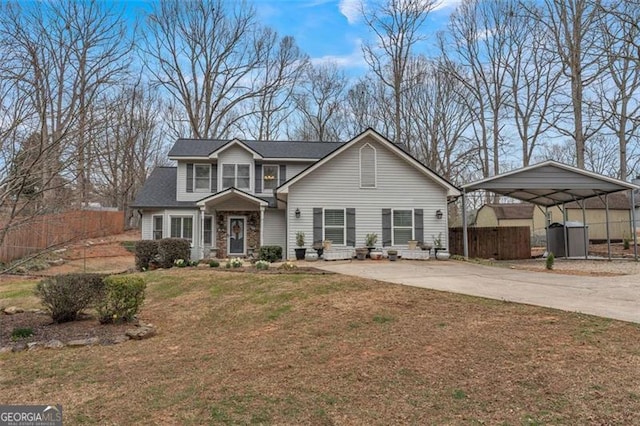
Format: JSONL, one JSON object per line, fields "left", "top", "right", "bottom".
{"left": 295, "top": 208, "right": 301, "bottom": 218}
{"left": 435, "top": 209, "right": 443, "bottom": 219}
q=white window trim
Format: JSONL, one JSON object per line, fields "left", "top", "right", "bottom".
{"left": 193, "top": 163, "right": 211, "bottom": 192}
{"left": 221, "top": 163, "right": 252, "bottom": 191}
{"left": 169, "top": 215, "right": 195, "bottom": 245}
{"left": 392, "top": 208, "right": 414, "bottom": 246}
{"left": 203, "top": 215, "right": 213, "bottom": 246}
{"left": 152, "top": 215, "right": 163, "bottom": 240}
{"left": 359, "top": 143, "right": 377, "bottom": 189}
{"left": 323, "top": 208, "right": 346, "bottom": 246}
{"left": 262, "top": 164, "right": 279, "bottom": 192}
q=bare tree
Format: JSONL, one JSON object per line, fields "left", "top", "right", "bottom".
{"left": 528, "top": 0, "right": 607, "bottom": 169}
{"left": 290, "top": 62, "right": 349, "bottom": 141}
{"left": 360, "top": 0, "right": 437, "bottom": 149}
{"left": 347, "top": 77, "right": 394, "bottom": 138}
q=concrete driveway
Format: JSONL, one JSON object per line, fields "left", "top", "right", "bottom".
{"left": 314, "top": 260, "right": 640, "bottom": 324}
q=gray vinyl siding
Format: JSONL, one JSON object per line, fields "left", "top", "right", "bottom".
{"left": 263, "top": 209, "right": 286, "bottom": 250}
{"left": 177, "top": 162, "right": 213, "bottom": 202}
{"left": 285, "top": 136, "right": 449, "bottom": 258}
{"left": 141, "top": 208, "right": 204, "bottom": 259}
{"left": 256, "top": 161, "right": 313, "bottom": 195}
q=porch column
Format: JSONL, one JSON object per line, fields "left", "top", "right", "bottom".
{"left": 260, "top": 206, "right": 265, "bottom": 247}
{"left": 200, "top": 206, "right": 206, "bottom": 259}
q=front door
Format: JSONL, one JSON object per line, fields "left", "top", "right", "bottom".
{"left": 228, "top": 217, "right": 245, "bottom": 255}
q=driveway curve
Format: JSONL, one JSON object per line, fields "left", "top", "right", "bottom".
{"left": 314, "top": 260, "right": 640, "bottom": 324}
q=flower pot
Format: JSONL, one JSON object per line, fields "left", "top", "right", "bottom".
{"left": 436, "top": 251, "right": 450, "bottom": 261}
{"left": 370, "top": 251, "right": 383, "bottom": 260}
{"left": 295, "top": 248, "right": 307, "bottom": 260}
{"left": 355, "top": 248, "right": 368, "bottom": 260}
{"left": 408, "top": 240, "right": 418, "bottom": 250}
{"left": 323, "top": 240, "right": 332, "bottom": 251}
{"left": 387, "top": 250, "right": 398, "bottom": 261}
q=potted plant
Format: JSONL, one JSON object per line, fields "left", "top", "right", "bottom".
{"left": 387, "top": 249, "right": 398, "bottom": 261}
{"left": 407, "top": 240, "right": 418, "bottom": 250}
{"left": 433, "top": 233, "right": 449, "bottom": 260}
{"left": 355, "top": 247, "right": 369, "bottom": 260}
{"left": 295, "top": 232, "right": 306, "bottom": 260}
{"left": 370, "top": 249, "right": 383, "bottom": 260}
{"left": 365, "top": 233, "right": 378, "bottom": 257}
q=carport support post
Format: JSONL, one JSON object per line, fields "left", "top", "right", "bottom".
{"left": 562, "top": 202, "right": 569, "bottom": 258}
{"left": 545, "top": 207, "right": 550, "bottom": 256}
{"left": 581, "top": 199, "right": 588, "bottom": 260}
{"left": 632, "top": 189, "right": 638, "bottom": 260}
{"left": 462, "top": 189, "right": 469, "bottom": 259}
{"left": 605, "top": 194, "right": 611, "bottom": 260}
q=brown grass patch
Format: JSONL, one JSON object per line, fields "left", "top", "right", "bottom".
{"left": 1, "top": 269, "right": 640, "bottom": 424}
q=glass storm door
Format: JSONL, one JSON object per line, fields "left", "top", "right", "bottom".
{"left": 228, "top": 217, "right": 245, "bottom": 255}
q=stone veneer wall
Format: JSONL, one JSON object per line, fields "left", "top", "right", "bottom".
{"left": 215, "top": 211, "right": 261, "bottom": 258}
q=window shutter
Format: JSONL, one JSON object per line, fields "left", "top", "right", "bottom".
{"left": 382, "top": 209, "right": 391, "bottom": 247}
{"left": 279, "top": 165, "right": 287, "bottom": 186}
{"left": 313, "top": 208, "right": 323, "bottom": 245}
{"left": 255, "top": 164, "right": 262, "bottom": 193}
{"left": 346, "top": 208, "right": 356, "bottom": 246}
{"left": 210, "top": 164, "right": 217, "bottom": 193}
{"left": 186, "top": 163, "right": 193, "bottom": 193}
{"left": 414, "top": 209, "right": 423, "bottom": 244}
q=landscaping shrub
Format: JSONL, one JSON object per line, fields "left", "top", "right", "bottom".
{"left": 135, "top": 240, "right": 159, "bottom": 271}
{"left": 35, "top": 273, "right": 105, "bottom": 323}
{"left": 228, "top": 258, "right": 243, "bottom": 268}
{"left": 11, "top": 327, "right": 34, "bottom": 341}
{"left": 255, "top": 260, "right": 270, "bottom": 270}
{"left": 96, "top": 275, "right": 146, "bottom": 324}
{"left": 546, "top": 252, "right": 555, "bottom": 270}
{"left": 157, "top": 238, "right": 191, "bottom": 268}
{"left": 209, "top": 260, "right": 220, "bottom": 268}
{"left": 258, "top": 245, "right": 282, "bottom": 263}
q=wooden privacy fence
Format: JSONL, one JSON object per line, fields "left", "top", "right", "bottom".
{"left": 0, "top": 210, "right": 124, "bottom": 264}
{"left": 449, "top": 226, "right": 531, "bottom": 260}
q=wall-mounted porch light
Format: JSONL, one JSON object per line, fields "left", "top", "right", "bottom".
{"left": 435, "top": 209, "right": 443, "bottom": 220}
{"left": 295, "top": 208, "right": 301, "bottom": 218}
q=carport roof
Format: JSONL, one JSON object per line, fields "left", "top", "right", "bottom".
{"left": 462, "top": 160, "right": 640, "bottom": 207}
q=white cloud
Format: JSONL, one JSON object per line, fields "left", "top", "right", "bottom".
{"left": 339, "top": 0, "right": 361, "bottom": 24}
{"left": 310, "top": 38, "right": 367, "bottom": 72}
{"left": 431, "top": 0, "right": 463, "bottom": 12}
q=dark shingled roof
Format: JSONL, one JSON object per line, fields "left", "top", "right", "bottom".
{"left": 168, "top": 138, "right": 344, "bottom": 159}
{"left": 130, "top": 167, "right": 277, "bottom": 209}
{"left": 130, "top": 167, "right": 195, "bottom": 209}
{"left": 486, "top": 203, "right": 535, "bottom": 220}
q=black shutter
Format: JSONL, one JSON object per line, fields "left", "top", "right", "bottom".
{"left": 210, "top": 164, "right": 217, "bottom": 193}
{"left": 279, "top": 165, "right": 287, "bottom": 185}
{"left": 186, "top": 163, "right": 193, "bottom": 193}
{"left": 346, "top": 208, "right": 356, "bottom": 246}
{"left": 255, "top": 164, "right": 262, "bottom": 193}
{"left": 313, "top": 208, "right": 323, "bottom": 245}
{"left": 382, "top": 209, "right": 391, "bottom": 247}
{"left": 414, "top": 209, "right": 423, "bottom": 244}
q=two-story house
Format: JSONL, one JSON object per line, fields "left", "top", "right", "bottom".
{"left": 131, "top": 128, "right": 460, "bottom": 260}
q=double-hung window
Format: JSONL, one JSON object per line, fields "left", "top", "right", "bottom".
{"left": 393, "top": 210, "right": 413, "bottom": 245}
{"left": 152, "top": 215, "right": 163, "bottom": 240}
{"left": 324, "top": 209, "right": 345, "bottom": 245}
{"left": 194, "top": 164, "right": 210, "bottom": 191}
{"left": 262, "top": 165, "right": 279, "bottom": 191}
{"left": 170, "top": 216, "right": 193, "bottom": 243}
{"left": 222, "top": 164, "right": 250, "bottom": 190}
{"left": 203, "top": 216, "right": 213, "bottom": 245}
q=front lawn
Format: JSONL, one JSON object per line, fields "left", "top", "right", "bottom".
{"left": 1, "top": 269, "right": 639, "bottom": 424}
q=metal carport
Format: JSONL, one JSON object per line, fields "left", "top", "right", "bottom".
{"left": 460, "top": 160, "right": 640, "bottom": 260}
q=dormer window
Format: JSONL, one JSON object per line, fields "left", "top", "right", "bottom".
{"left": 263, "top": 165, "right": 279, "bottom": 191}
{"left": 222, "top": 164, "right": 251, "bottom": 190}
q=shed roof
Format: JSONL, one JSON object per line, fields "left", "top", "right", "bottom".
{"left": 484, "top": 203, "right": 534, "bottom": 220}
{"left": 462, "top": 161, "right": 639, "bottom": 207}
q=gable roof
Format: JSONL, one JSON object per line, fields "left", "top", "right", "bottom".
{"left": 196, "top": 187, "right": 269, "bottom": 207}
{"left": 168, "top": 138, "right": 344, "bottom": 160}
{"left": 463, "top": 160, "right": 639, "bottom": 207}
{"left": 276, "top": 128, "right": 461, "bottom": 197}
{"left": 130, "top": 167, "right": 195, "bottom": 209}
{"left": 483, "top": 203, "right": 534, "bottom": 220}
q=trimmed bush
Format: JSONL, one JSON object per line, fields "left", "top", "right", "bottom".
{"left": 209, "top": 260, "right": 220, "bottom": 268}
{"left": 255, "top": 260, "right": 270, "bottom": 270}
{"left": 135, "top": 240, "right": 159, "bottom": 271}
{"left": 546, "top": 252, "right": 555, "bottom": 270}
{"left": 258, "top": 245, "right": 282, "bottom": 263}
{"left": 157, "top": 238, "right": 191, "bottom": 269}
{"left": 96, "top": 275, "right": 146, "bottom": 324}
{"left": 35, "top": 273, "right": 105, "bottom": 323}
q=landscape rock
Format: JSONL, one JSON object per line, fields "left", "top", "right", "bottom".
{"left": 27, "top": 342, "right": 42, "bottom": 351}
{"left": 0, "top": 346, "right": 12, "bottom": 353}
{"left": 44, "top": 339, "right": 65, "bottom": 349}
{"left": 126, "top": 323, "right": 156, "bottom": 340}
{"left": 110, "top": 334, "right": 130, "bottom": 344}
{"left": 12, "top": 342, "right": 27, "bottom": 352}
{"left": 3, "top": 306, "right": 24, "bottom": 315}
{"left": 66, "top": 337, "right": 100, "bottom": 347}
{"left": 47, "top": 259, "right": 65, "bottom": 266}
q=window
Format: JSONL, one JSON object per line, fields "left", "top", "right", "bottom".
{"left": 194, "top": 164, "right": 210, "bottom": 191}
{"left": 324, "top": 209, "right": 345, "bottom": 245}
{"left": 222, "top": 164, "right": 250, "bottom": 190}
{"left": 360, "top": 144, "right": 376, "bottom": 188}
{"left": 393, "top": 210, "right": 413, "bottom": 245}
{"left": 170, "top": 216, "right": 193, "bottom": 242}
{"left": 203, "top": 216, "right": 213, "bottom": 245}
{"left": 263, "top": 165, "right": 279, "bottom": 191}
{"left": 152, "top": 215, "right": 163, "bottom": 240}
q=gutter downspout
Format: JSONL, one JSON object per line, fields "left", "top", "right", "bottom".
{"left": 462, "top": 189, "right": 468, "bottom": 259}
